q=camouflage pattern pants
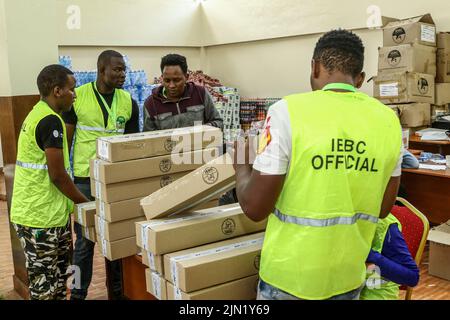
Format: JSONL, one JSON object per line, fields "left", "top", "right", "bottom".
{"left": 13, "top": 222, "right": 71, "bottom": 300}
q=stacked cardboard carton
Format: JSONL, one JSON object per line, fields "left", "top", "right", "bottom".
{"left": 374, "top": 14, "right": 436, "bottom": 129}
{"left": 434, "top": 33, "right": 450, "bottom": 122}
{"left": 74, "top": 201, "right": 97, "bottom": 243}
{"left": 136, "top": 202, "right": 266, "bottom": 300}
{"left": 90, "top": 126, "right": 223, "bottom": 261}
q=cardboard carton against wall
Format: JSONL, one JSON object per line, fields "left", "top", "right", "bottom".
{"left": 164, "top": 232, "right": 264, "bottom": 292}
{"left": 141, "top": 249, "right": 164, "bottom": 275}
{"left": 378, "top": 44, "right": 436, "bottom": 75}
{"left": 427, "top": 220, "right": 450, "bottom": 281}
{"left": 97, "top": 235, "right": 139, "bottom": 261}
{"left": 91, "top": 171, "right": 190, "bottom": 203}
{"left": 96, "top": 125, "right": 223, "bottom": 163}
{"left": 373, "top": 72, "right": 435, "bottom": 104}
{"left": 81, "top": 226, "right": 96, "bottom": 243}
{"left": 90, "top": 148, "right": 220, "bottom": 184}
{"left": 383, "top": 14, "right": 436, "bottom": 47}
{"left": 74, "top": 201, "right": 96, "bottom": 227}
{"left": 136, "top": 203, "right": 267, "bottom": 255}
{"left": 167, "top": 275, "right": 259, "bottom": 300}
{"left": 437, "top": 49, "right": 450, "bottom": 83}
{"left": 435, "top": 83, "right": 450, "bottom": 106}
{"left": 95, "top": 215, "right": 145, "bottom": 242}
{"left": 389, "top": 103, "right": 431, "bottom": 127}
{"left": 141, "top": 153, "right": 236, "bottom": 220}
{"left": 145, "top": 269, "right": 167, "bottom": 300}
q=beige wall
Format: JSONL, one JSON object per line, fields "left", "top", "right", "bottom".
{"left": 57, "top": 0, "right": 204, "bottom": 47}
{"left": 58, "top": 46, "right": 202, "bottom": 81}
{"left": 0, "top": 0, "right": 11, "bottom": 96}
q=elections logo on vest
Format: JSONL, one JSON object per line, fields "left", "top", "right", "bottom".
{"left": 116, "top": 116, "right": 126, "bottom": 130}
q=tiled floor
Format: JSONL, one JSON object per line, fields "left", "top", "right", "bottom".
{"left": 0, "top": 173, "right": 449, "bottom": 300}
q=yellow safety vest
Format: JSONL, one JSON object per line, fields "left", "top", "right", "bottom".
{"left": 259, "top": 83, "right": 402, "bottom": 299}
{"left": 360, "top": 214, "right": 403, "bottom": 300}
{"left": 10, "top": 101, "right": 73, "bottom": 228}
{"left": 72, "top": 82, "right": 132, "bottom": 177}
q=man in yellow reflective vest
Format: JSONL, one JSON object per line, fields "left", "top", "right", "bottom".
{"left": 63, "top": 50, "right": 139, "bottom": 300}
{"left": 10, "top": 65, "right": 89, "bottom": 299}
{"left": 233, "top": 29, "right": 403, "bottom": 300}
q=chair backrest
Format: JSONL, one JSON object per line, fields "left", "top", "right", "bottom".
{"left": 391, "top": 197, "right": 430, "bottom": 297}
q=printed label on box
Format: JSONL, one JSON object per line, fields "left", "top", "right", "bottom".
{"left": 98, "top": 140, "right": 109, "bottom": 160}
{"left": 99, "top": 201, "right": 105, "bottom": 219}
{"left": 421, "top": 25, "right": 436, "bottom": 43}
{"left": 151, "top": 272, "right": 162, "bottom": 300}
{"left": 95, "top": 181, "right": 101, "bottom": 200}
{"left": 78, "top": 207, "right": 83, "bottom": 225}
{"left": 380, "top": 83, "right": 399, "bottom": 97}
{"left": 94, "top": 160, "right": 101, "bottom": 181}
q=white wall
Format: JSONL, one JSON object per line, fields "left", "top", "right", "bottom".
{"left": 0, "top": 135, "right": 3, "bottom": 168}
{"left": 58, "top": 46, "right": 202, "bottom": 82}
{"left": 0, "top": 0, "right": 11, "bottom": 96}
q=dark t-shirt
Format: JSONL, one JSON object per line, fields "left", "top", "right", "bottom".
{"left": 35, "top": 115, "right": 64, "bottom": 151}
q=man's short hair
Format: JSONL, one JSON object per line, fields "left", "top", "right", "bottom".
{"left": 97, "top": 50, "right": 124, "bottom": 70}
{"left": 160, "top": 53, "right": 188, "bottom": 74}
{"left": 313, "top": 29, "right": 365, "bottom": 77}
{"left": 37, "top": 64, "right": 74, "bottom": 97}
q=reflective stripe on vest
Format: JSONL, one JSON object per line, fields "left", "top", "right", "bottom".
{"left": 16, "top": 161, "right": 48, "bottom": 170}
{"left": 76, "top": 124, "right": 125, "bottom": 134}
{"left": 274, "top": 208, "right": 379, "bottom": 227}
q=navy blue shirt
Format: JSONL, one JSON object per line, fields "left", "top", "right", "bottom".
{"left": 367, "top": 224, "right": 420, "bottom": 287}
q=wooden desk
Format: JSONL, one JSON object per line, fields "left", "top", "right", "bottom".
{"left": 122, "top": 255, "right": 156, "bottom": 300}
{"left": 401, "top": 167, "right": 450, "bottom": 225}
{"left": 408, "top": 135, "right": 450, "bottom": 155}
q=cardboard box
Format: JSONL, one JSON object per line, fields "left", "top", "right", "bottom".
{"left": 373, "top": 72, "right": 435, "bottom": 104}
{"left": 164, "top": 232, "right": 264, "bottom": 292}
{"left": 383, "top": 14, "right": 436, "bottom": 47}
{"left": 437, "top": 49, "right": 450, "bottom": 83}
{"left": 141, "top": 154, "right": 236, "bottom": 220}
{"left": 435, "top": 83, "right": 450, "bottom": 106}
{"left": 96, "top": 125, "right": 223, "bottom": 163}
{"left": 97, "top": 235, "right": 139, "bottom": 261}
{"left": 91, "top": 171, "right": 191, "bottom": 203}
{"left": 74, "top": 201, "right": 96, "bottom": 227}
{"left": 378, "top": 44, "right": 436, "bottom": 75}
{"left": 97, "top": 197, "right": 145, "bottom": 223}
{"left": 145, "top": 269, "right": 167, "bottom": 300}
{"left": 437, "top": 32, "right": 450, "bottom": 49}
{"left": 81, "top": 226, "right": 96, "bottom": 243}
{"left": 427, "top": 220, "right": 450, "bottom": 281}
{"left": 95, "top": 215, "right": 145, "bottom": 242}
{"left": 90, "top": 148, "right": 220, "bottom": 184}
{"left": 141, "top": 249, "right": 164, "bottom": 275}
{"left": 167, "top": 275, "right": 259, "bottom": 300}
{"left": 389, "top": 103, "right": 431, "bottom": 127}
{"left": 136, "top": 203, "right": 267, "bottom": 255}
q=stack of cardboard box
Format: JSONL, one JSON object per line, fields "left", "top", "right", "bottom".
{"left": 89, "top": 125, "right": 223, "bottom": 261}
{"left": 135, "top": 203, "right": 266, "bottom": 300}
{"left": 373, "top": 14, "right": 436, "bottom": 130}
{"left": 434, "top": 32, "right": 450, "bottom": 121}
{"left": 74, "top": 201, "right": 97, "bottom": 243}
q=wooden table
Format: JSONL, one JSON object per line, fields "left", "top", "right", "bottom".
{"left": 401, "top": 167, "right": 450, "bottom": 225}
{"left": 121, "top": 255, "right": 156, "bottom": 300}
{"left": 408, "top": 135, "right": 450, "bottom": 155}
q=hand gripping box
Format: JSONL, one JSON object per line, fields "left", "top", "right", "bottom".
{"left": 141, "top": 153, "right": 236, "bottom": 220}
{"left": 164, "top": 232, "right": 264, "bottom": 292}
{"left": 96, "top": 125, "right": 223, "bottom": 163}
{"left": 74, "top": 201, "right": 96, "bottom": 227}
{"left": 136, "top": 203, "right": 267, "bottom": 255}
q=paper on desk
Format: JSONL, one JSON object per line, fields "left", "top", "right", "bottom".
{"left": 419, "top": 164, "right": 447, "bottom": 171}
{"left": 420, "top": 132, "right": 450, "bottom": 141}
{"left": 431, "top": 159, "right": 447, "bottom": 164}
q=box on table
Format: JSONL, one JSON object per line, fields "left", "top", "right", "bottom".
{"left": 141, "top": 153, "right": 236, "bottom": 220}
{"left": 383, "top": 14, "right": 436, "bottom": 47}
{"left": 90, "top": 148, "right": 219, "bottom": 184}
{"left": 81, "top": 226, "right": 96, "bottom": 243}
{"left": 141, "top": 249, "right": 164, "bottom": 275}
{"left": 74, "top": 201, "right": 96, "bottom": 227}
{"left": 96, "top": 125, "right": 223, "bottom": 163}
{"left": 145, "top": 269, "right": 167, "bottom": 300}
{"left": 435, "top": 83, "right": 450, "bottom": 106}
{"left": 136, "top": 203, "right": 267, "bottom": 255}
{"left": 373, "top": 72, "right": 435, "bottom": 104}
{"left": 91, "top": 171, "right": 190, "bottom": 203}
{"left": 427, "top": 220, "right": 450, "bottom": 281}
{"left": 97, "top": 235, "right": 139, "bottom": 261}
{"left": 389, "top": 103, "right": 431, "bottom": 127}
{"left": 164, "top": 232, "right": 264, "bottom": 292}
{"left": 167, "top": 274, "right": 259, "bottom": 300}
{"left": 95, "top": 215, "right": 145, "bottom": 242}
{"left": 378, "top": 44, "right": 436, "bottom": 75}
